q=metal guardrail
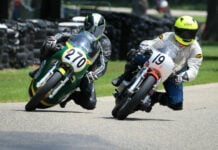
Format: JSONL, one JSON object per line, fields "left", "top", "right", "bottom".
{"left": 64, "top": 0, "right": 112, "bottom": 11}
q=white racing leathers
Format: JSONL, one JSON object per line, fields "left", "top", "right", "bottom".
{"left": 140, "top": 32, "right": 203, "bottom": 82}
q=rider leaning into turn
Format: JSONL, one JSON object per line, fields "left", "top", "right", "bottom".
{"left": 30, "top": 13, "right": 111, "bottom": 110}
{"left": 112, "top": 15, "right": 203, "bottom": 112}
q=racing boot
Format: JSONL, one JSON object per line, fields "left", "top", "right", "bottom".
{"left": 137, "top": 92, "right": 164, "bottom": 112}
{"left": 145, "top": 92, "right": 164, "bottom": 112}
{"left": 29, "top": 68, "right": 39, "bottom": 78}
{"left": 112, "top": 62, "right": 137, "bottom": 87}
{"left": 111, "top": 74, "right": 125, "bottom": 87}
{"left": 59, "top": 98, "right": 71, "bottom": 108}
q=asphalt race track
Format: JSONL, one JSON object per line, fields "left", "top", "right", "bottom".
{"left": 0, "top": 83, "right": 218, "bottom": 150}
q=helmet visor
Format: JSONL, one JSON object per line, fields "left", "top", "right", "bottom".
{"left": 89, "top": 24, "right": 105, "bottom": 39}
{"left": 175, "top": 27, "right": 198, "bottom": 40}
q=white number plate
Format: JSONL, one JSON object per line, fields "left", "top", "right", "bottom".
{"left": 62, "top": 48, "right": 87, "bottom": 72}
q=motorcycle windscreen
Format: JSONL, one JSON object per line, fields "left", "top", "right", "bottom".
{"left": 69, "top": 31, "right": 100, "bottom": 62}
{"left": 155, "top": 40, "right": 179, "bottom": 60}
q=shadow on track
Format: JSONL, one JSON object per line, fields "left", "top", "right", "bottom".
{"left": 15, "top": 109, "right": 92, "bottom": 114}
{"left": 103, "top": 116, "right": 174, "bottom": 122}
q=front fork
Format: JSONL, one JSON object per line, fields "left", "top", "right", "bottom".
{"left": 35, "top": 61, "right": 71, "bottom": 98}
{"left": 36, "top": 61, "right": 59, "bottom": 88}
{"left": 141, "top": 72, "right": 162, "bottom": 108}
{"left": 127, "top": 67, "right": 149, "bottom": 94}
{"left": 113, "top": 67, "right": 149, "bottom": 98}
{"left": 49, "top": 71, "right": 72, "bottom": 98}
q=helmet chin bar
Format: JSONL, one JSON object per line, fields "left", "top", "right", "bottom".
{"left": 183, "top": 39, "right": 192, "bottom": 42}
{"left": 174, "top": 34, "right": 195, "bottom": 46}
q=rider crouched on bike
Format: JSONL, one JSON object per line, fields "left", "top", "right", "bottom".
{"left": 112, "top": 15, "right": 203, "bottom": 112}
{"left": 30, "top": 13, "right": 111, "bottom": 110}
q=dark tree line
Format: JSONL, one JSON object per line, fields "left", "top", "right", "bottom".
{"left": 40, "top": 0, "right": 61, "bottom": 20}
{"left": 0, "top": 0, "right": 60, "bottom": 20}
{"left": 202, "top": 0, "right": 218, "bottom": 41}
{"left": 0, "top": 0, "right": 9, "bottom": 19}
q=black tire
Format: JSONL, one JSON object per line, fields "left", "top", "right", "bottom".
{"left": 28, "top": 81, "right": 33, "bottom": 97}
{"left": 25, "top": 72, "right": 62, "bottom": 111}
{"left": 112, "top": 97, "right": 127, "bottom": 118}
{"left": 117, "top": 75, "right": 156, "bottom": 120}
{"left": 112, "top": 102, "right": 121, "bottom": 118}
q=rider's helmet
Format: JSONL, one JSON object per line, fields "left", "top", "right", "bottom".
{"left": 84, "top": 13, "right": 106, "bottom": 40}
{"left": 174, "top": 16, "right": 198, "bottom": 46}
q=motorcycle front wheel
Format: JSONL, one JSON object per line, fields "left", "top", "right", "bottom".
{"left": 25, "top": 72, "right": 63, "bottom": 111}
{"left": 112, "top": 97, "right": 127, "bottom": 118}
{"left": 117, "top": 75, "right": 156, "bottom": 120}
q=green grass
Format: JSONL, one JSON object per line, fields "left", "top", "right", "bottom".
{"left": 172, "top": 4, "right": 206, "bottom": 11}
{"left": 0, "top": 43, "right": 218, "bottom": 102}
{"left": 194, "top": 16, "right": 206, "bottom": 23}
{"left": 0, "top": 68, "right": 31, "bottom": 102}
{"left": 95, "top": 61, "right": 125, "bottom": 96}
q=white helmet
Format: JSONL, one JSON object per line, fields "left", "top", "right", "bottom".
{"left": 84, "top": 13, "right": 106, "bottom": 39}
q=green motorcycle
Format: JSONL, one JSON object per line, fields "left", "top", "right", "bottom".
{"left": 25, "top": 31, "right": 99, "bottom": 111}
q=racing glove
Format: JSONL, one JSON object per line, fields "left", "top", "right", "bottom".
{"left": 86, "top": 71, "right": 98, "bottom": 82}
{"left": 40, "top": 36, "right": 60, "bottom": 61}
{"left": 140, "top": 47, "right": 153, "bottom": 57}
{"left": 139, "top": 43, "right": 153, "bottom": 55}
{"left": 174, "top": 72, "right": 189, "bottom": 84}
{"left": 126, "top": 48, "right": 137, "bottom": 61}
{"left": 44, "top": 36, "right": 57, "bottom": 51}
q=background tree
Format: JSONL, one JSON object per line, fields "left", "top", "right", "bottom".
{"left": 0, "top": 0, "right": 9, "bottom": 19}
{"left": 40, "top": 0, "right": 61, "bottom": 20}
{"left": 202, "top": 0, "right": 218, "bottom": 41}
{"left": 132, "top": 0, "right": 148, "bottom": 16}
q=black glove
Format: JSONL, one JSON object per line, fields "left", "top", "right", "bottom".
{"left": 44, "top": 36, "right": 57, "bottom": 51}
{"left": 40, "top": 36, "right": 59, "bottom": 61}
{"left": 126, "top": 48, "right": 137, "bottom": 61}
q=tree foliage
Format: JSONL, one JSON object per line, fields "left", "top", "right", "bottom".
{"left": 0, "top": 0, "right": 9, "bottom": 19}
{"left": 202, "top": 0, "right": 218, "bottom": 41}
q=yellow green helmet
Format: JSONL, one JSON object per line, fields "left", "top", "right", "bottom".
{"left": 174, "top": 16, "right": 198, "bottom": 46}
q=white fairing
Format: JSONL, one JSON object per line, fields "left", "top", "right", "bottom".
{"left": 148, "top": 48, "right": 175, "bottom": 82}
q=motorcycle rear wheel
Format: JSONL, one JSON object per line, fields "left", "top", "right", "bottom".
{"left": 117, "top": 75, "right": 156, "bottom": 120}
{"left": 25, "top": 72, "right": 63, "bottom": 111}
